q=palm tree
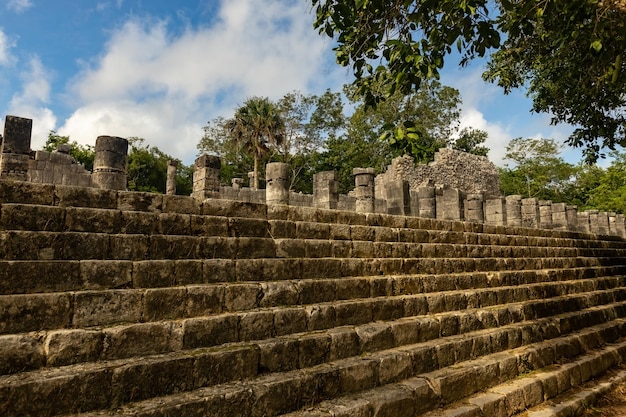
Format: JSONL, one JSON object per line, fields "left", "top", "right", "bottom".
{"left": 226, "top": 97, "right": 285, "bottom": 190}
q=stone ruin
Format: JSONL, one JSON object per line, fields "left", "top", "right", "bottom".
{"left": 2, "top": 113, "right": 626, "bottom": 416}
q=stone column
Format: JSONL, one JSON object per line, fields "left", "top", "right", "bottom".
{"left": 417, "top": 182, "right": 436, "bottom": 219}
{"left": 616, "top": 214, "right": 626, "bottom": 238}
{"left": 485, "top": 197, "right": 507, "bottom": 225}
{"left": 588, "top": 210, "right": 600, "bottom": 234}
{"left": 566, "top": 205, "right": 578, "bottom": 231}
{"left": 353, "top": 168, "right": 376, "bottom": 213}
{"left": 578, "top": 211, "right": 591, "bottom": 233}
{"left": 439, "top": 187, "right": 464, "bottom": 221}
{"left": 538, "top": 200, "right": 553, "bottom": 229}
{"left": 597, "top": 211, "right": 610, "bottom": 235}
{"left": 192, "top": 154, "right": 221, "bottom": 200}
{"left": 313, "top": 170, "right": 339, "bottom": 210}
{"left": 166, "top": 160, "right": 177, "bottom": 195}
{"left": 385, "top": 179, "right": 410, "bottom": 216}
{"left": 551, "top": 203, "right": 567, "bottom": 230}
{"left": 0, "top": 115, "right": 32, "bottom": 181}
{"left": 232, "top": 178, "right": 243, "bottom": 190}
{"left": 505, "top": 195, "right": 522, "bottom": 227}
{"left": 521, "top": 198, "right": 540, "bottom": 228}
{"left": 608, "top": 212, "right": 617, "bottom": 236}
{"left": 247, "top": 171, "right": 256, "bottom": 189}
{"left": 266, "top": 162, "right": 290, "bottom": 205}
{"left": 92, "top": 136, "right": 128, "bottom": 190}
{"left": 466, "top": 193, "right": 485, "bottom": 223}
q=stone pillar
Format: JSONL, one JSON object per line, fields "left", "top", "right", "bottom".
{"left": 566, "top": 205, "right": 578, "bottom": 231}
{"left": 417, "top": 182, "right": 436, "bottom": 219}
{"left": 92, "top": 136, "right": 128, "bottom": 190}
{"left": 608, "top": 212, "right": 617, "bottom": 236}
{"left": 313, "top": 170, "right": 339, "bottom": 210}
{"left": 597, "top": 211, "right": 610, "bottom": 235}
{"left": 588, "top": 210, "right": 600, "bottom": 234}
{"left": 521, "top": 198, "right": 540, "bottom": 228}
{"left": 266, "top": 162, "right": 290, "bottom": 205}
{"left": 616, "top": 214, "right": 626, "bottom": 238}
{"left": 385, "top": 179, "right": 410, "bottom": 216}
{"left": 247, "top": 172, "right": 256, "bottom": 189}
{"left": 353, "top": 168, "right": 376, "bottom": 213}
{"left": 485, "top": 197, "right": 507, "bottom": 225}
{"left": 538, "top": 200, "right": 553, "bottom": 229}
{"left": 192, "top": 154, "right": 221, "bottom": 200}
{"left": 166, "top": 160, "right": 177, "bottom": 195}
{"left": 505, "top": 195, "right": 522, "bottom": 227}
{"left": 551, "top": 203, "right": 567, "bottom": 230}
{"left": 439, "top": 187, "right": 464, "bottom": 221}
{"left": 578, "top": 211, "right": 591, "bottom": 233}
{"left": 232, "top": 178, "right": 243, "bottom": 190}
{"left": 466, "top": 193, "right": 485, "bottom": 223}
{"left": 0, "top": 115, "right": 32, "bottom": 181}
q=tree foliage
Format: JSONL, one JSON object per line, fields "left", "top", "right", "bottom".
{"left": 44, "top": 130, "right": 95, "bottom": 171}
{"left": 312, "top": 0, "right": 626, "bottom": 161}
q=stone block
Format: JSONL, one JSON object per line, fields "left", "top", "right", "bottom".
{"left": 149, "top": 235, "right": 200, "bottom": 259}
{"left": 0, "top": 293, "right": 71, "bottom": 334}
{"left": 328, "top": 327, "right": 360, "bottom": 360}
{"left": 65, "top": 207, "right": 121, "bottom": 233}
{"left": 44, "top": 329, "right": 103, "bottom": 366}
{"left": 274, "top": 307, "right": 307, "bottom": 336}
{"left": 143, "top": 287, "right": 188, "bottom": 321}
{"left": 399, "top": 377, "right": 439, "bottom": 415}
{"left": 238, "top": 310, "right": 274, "bottom": 341}
{"left": 80, "top": 260, "right": 133, "bottom": 290}
{"left": 0, "top": 260, "right": 81, "bottom": 294}
{"left": 306, "top": 304, "right": 336, "bottom": 331}
{"left": 298, "top": 333, "right": 331, "bottom": 368}
{"left": 0, "top": 180, "right": 54, "bottom": 205}
{"left": 161, "top": 194, "right": 201, "bottom": 214}
{"left": 258, "top": 338, "right": 300, "bottom": 373}
{"left": 355, "top": 322, "right": 394, "bottom": 353}
{"left": 111, "top": 356, "right": 195, "bottom": 406}
{"left": 0, "top": 334, "right": 44, "bottom": 374}
{"left": 335, "top": 300, "right": 373, "bottom": 326}
{"left": 224, "top": 283, "right": 261, "bottom": 311}
{"left": 182, "top": 315, "right": 239, "bottom": 349}
{"left": 185, "top": 284, "right": 224, "bottom": 316}
{"left": 236, "top": 237, "right": 276, "bottom": 259}
{"left": 250, "top": 373, "right": 303, "bottom": 417}
{"left": 120, "top": 210, "right": 158, "bottom": 234}
{"left": 194, "top": 345, "right": 259, "bottom": 387}
{"left": 0, "top": 203, "right": 66, "bottom": 232}
{"left": 375, "top": 351, "right": 413, "bottom": 385}
{"left": 102, "top": 321, "right": 183, "bottom": 359}
{"left": 73, "top": 289, "right": 143, "bottom": 327}
{"left": 158, "top": 213, "right": 191, "bottom": 235}
{"left": 338, "top": 358, "right": 378, "bottom": 394}
{"left": 118, "top": 191, "right": 163, "bottom": 212}
{"left": 368, "top": 385, "right": 415, "bottom": 417}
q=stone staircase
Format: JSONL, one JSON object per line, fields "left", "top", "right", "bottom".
{"left": 1, "top": 180, "right": 626, "bottom": 417}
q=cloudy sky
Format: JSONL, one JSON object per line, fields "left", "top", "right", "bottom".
{"left": 0, "top": 0, "right": 583, "bottom": 166}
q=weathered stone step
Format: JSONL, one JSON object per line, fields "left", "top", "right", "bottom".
{"left": 279, "top": 329, "right": 626, "bottom": 417}
{"left": 2, "top": 277, "right": 624, "bottom": 387}
{"left": 1, "top": 264, "right": 623, "bottom": 340}
{"left": 2, "top": 229, "right": 624, "bottom": 262}
{"left": 53, "top": 318, "right": 626, "bottom": 417}
{"left": 4, "top": 202, "right": 626, "bottom": 250}
{"left": 522, "top": 366, "right": 626, "bottom": 417}
{"left": 1, "top": 253, "right": 623, "bottom": 295}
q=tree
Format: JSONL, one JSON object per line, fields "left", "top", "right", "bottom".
{"left": 312, "top": 0, "right": 626, "bottom": 161}
{"left": 451, "top": 127, "right": 489, "bottom": 157}
{"left": 226, "top": 97, "right": 285, "bottom": 190}
{"left": 499, "top": 137, "right": 576, "bottom": 201}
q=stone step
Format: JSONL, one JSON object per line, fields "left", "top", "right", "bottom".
{"left": 2, "top": 202, "right": 626, "bottom": 252}
{"left": 278, "top": 328, "right": 626, "bottom": 417}
{"left": 2, "top": 229, "right": 624, "bottom": 261}
{"left": 1, "top": 254, "right": 623, "bottom": 295}
{"left": 53, "top": 317, "right": 626, "bottom": 417}
{"left": 2, "top": 282, "right": 625, "bottom": 408}
{"left": 522, "top": 367, "right": 626, "bottom": 417}
{"left": 2, "top": 268, "right": 625, "bottom": 337}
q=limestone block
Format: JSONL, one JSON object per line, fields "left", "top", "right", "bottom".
{"left": 194, "top": 345, "right": 258, "bottom": 387}
{"left": 80, "top": 260, "right": 133, "bottom": 290}
{"left": 355, "top": 322, "right": 394, "bottom": 353}
{"left": 182, "top": 315, "right": 239, "bottom": 349}
{"left": 0, "top": 203, "right": 66, "bottom": 232}
{"left": 0, "top": 334, "right": 44, "bottom": 374}
{"left": 158, "top": 212, "right": 191, "bottom": 235}
{"left": 111, "top": 355, "right": 195, "bottom": 406}
{"left": 73, "top": 289, "right": 143, "bottom": 327}
{"left": 149, "top": 235, "right": 201, "bottom": 259}
{"left": 44, "top": 329, "right": 102, "bottom": 366}
{"left": 0, "top": 293, "right": 71, "bottom": 334}
{"left": 223, "top": 283, "right": 261, "bottom": 311}
{"left": 201, "top": 199, "right": 267, "bottom": 219}
{"left": 522, "top": 198, "right": 540, "bottom": 228}
{"left": 0, "top": 180, "right": 54, "bottom": 204}
{"left": 236, "top": 237, "right": 276, "bottom": 258}
{"left": 274, "top": 307, "right": 307, "bottom": 336}
{"left": 337, "top": 358, "right": 378, "bottom": 394}
{"left": 199, "top": 236, "right": 238, "bottom": 260}
{"left": 539, "top": 200, "right": 553, "bottom": 229}
{"left": 118, "top": 191, "right": 163, "bottom": 212}
{"left": 102, "top": 321, "right": 183, "bottom": 360}
{"left": 306, "top": 304, "right": 336, "bottom": 331}
{"left": 228, "top": 217, "right": 270, "bottom": 238}
{"left": 0, "top": 260, "right": 81, "bottom": 295}
{"left": 368, "top": 384, "right": 415, "bottom": 417}
{"left": 2, "top": 115, "right": 32, "bottom": 154}
{"left": 109, "top": 234, "right": 150, "bottom": 260}
{"left": 65, "top": 207, "right": 121, "bottom": 233}
{"left": 301, "top": 258, "right": 343, "bottom": 279}
{"left": 577, "top": 211, "right": 591, "bottom": 233}
{"left": 202, "top": 259, "right": 236, "bottom": 283}
{"left": 161, "top": 194, "right": 201, "bottom": 214}
{"left": 238, "top": 310, "right": 274, "bottom": 341}
{"left": 335, "top": 300, "right": 373, "bottom": 326}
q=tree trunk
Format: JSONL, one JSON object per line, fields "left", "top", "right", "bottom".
{"left": 253, "top": 153, "right": 259, "bottom": 190}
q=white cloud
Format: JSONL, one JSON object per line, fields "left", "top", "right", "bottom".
{"left": 457, "top": 107, "right": 512, "bottom": 166}
{"left": 61, "top": 0, "right": 346, "bottom": 164}
{"left": 0, "top": 29, "right": 14, "bottom": 66}
{"left": 7, "top": 56, "right": 56, "bottom": 148}
{"left": 6, "top": 0, "right": 33, "bottom": 13}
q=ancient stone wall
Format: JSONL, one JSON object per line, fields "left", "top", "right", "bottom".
{"left": 375, "top": 149, "right": 501, "bottom": 200}
{"left": 28, "top": 148, "right": 93, "bottom": 187}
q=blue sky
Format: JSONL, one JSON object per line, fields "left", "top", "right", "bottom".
{"left": 0, "top": 0, "right": 586, "bottom": 166}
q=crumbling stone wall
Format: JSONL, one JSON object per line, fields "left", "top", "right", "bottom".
{"left": 375, "top": 149, "right": 501, "bottom": 199}
{"left": 28, "top": 147, "right": 93, "bottom": 187}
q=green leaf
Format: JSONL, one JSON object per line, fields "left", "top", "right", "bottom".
{"left": 590, "top": 40, "right": 602, "bottom": 52}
